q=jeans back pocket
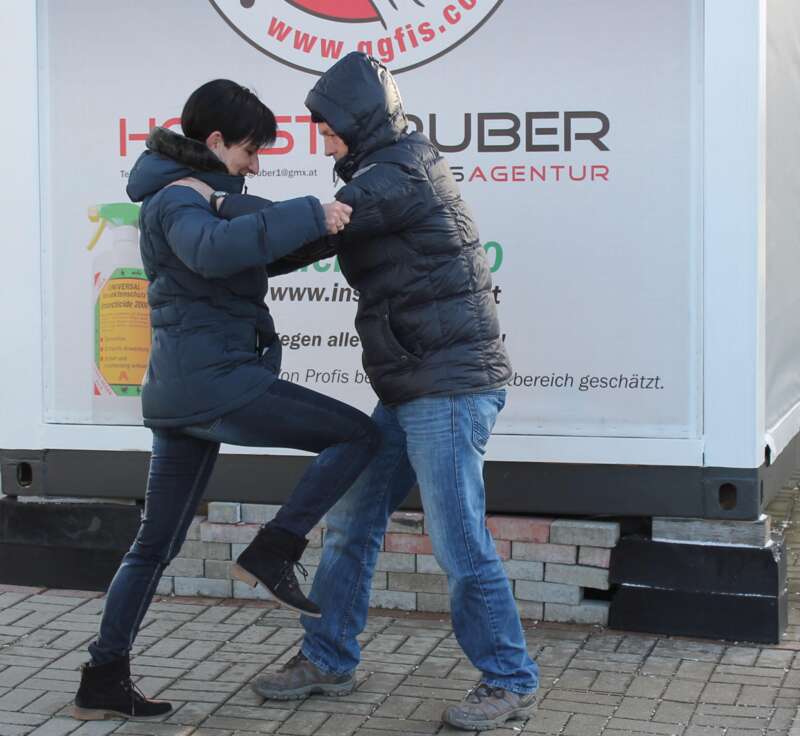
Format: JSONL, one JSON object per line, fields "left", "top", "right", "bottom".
{"left": 466, "top": 389, "right": 506, "bottom": 454}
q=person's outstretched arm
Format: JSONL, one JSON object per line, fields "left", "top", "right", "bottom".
{"left": 217, "top": 191, "right": 340, "bottom": 276}
{"left": 151, "top": 185, "right": 329, "bottom": 279}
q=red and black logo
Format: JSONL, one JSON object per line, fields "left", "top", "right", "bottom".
{"left": 210, "top": 0, "right": 505, "bottom": 75}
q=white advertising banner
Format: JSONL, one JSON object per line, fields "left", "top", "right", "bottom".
{"left": 39, "top": 0, "right": 702, "bottom": 439}
{"left": 766, "top": 0, "right": 800, "bottom": 444}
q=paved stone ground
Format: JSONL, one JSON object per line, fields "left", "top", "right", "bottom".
{"left": 1, "top": 486, "right": 799, "bottom": 736}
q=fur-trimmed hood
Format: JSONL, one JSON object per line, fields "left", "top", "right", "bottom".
{"left": 126, "top": 127, "right": 245, "bottom": 202}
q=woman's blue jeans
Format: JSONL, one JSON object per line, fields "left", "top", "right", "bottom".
{"left": 88, "top": 379, "right": 379, "bottom": 665}
{"left": 301, "top": 389, "right": 539, "bottom": 695}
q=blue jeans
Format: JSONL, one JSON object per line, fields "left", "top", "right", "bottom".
{"left": 89, "top": 379, "right": 379, "bottom": 665}
{"left": 301, "top": 389, "right": 538, "bottom": 695}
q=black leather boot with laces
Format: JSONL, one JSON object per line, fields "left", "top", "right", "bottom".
{"left": 232, "top": 525, "right": 321, "bottom": 617}
{"left": 70, "top": 656, "right": 172, "bottom": 720}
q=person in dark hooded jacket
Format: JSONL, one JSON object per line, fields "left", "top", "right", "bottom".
{"left": 70, "top": 79, "right": 382, "bottom": 723}
{"left": 190, "top": 55, "right": 538, "bottom": 731}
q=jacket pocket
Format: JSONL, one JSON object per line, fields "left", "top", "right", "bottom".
{"left": 178, "top": 327, "right": 229, "bottom": 374}
{"left": 381, "top": 306, "right": 421, "bottom": 366}
{"left": 225, "top": 321, "right": 258, "bottom": 355}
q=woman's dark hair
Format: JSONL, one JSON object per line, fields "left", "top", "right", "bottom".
{"left": 181, "top": 79, "right": 277, "bottom": 148}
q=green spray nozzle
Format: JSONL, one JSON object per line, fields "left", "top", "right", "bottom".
{"left": 87, "top": 203, "right": 141, "bottom": 251}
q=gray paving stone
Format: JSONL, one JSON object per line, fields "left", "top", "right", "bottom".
{"left": 416, "top": 593, "right": 449, "bottom": 613}
{"left": 523, "top": 708, "right": 571, "bottom": 734}
{"left": 0, "top": 711, "right": 48, "bottom": 727}
{"left": 550, "top": 520, "right": 620, "bottom": 548}
{"left": 215, "top": 704, "right": 295, "bottom": 721}
{"left": 115, "top": 723, "right": 196, "bottom": 736}
{"left": 613, "top": 696, "right": 657, "bottom": 720}
{"left": 692, "top": 703, "right": 772, "bottom": 730}
{"left": 24, "top": 718, "right": 81, "bottom": 736}
{"left": 368, "top": 590, "right": 416, "bottom": 611}
{"left": 23, "top": 692, "right": 75, "bottom": 716}
{"left": 357, "top": 672, "right": 408, "bottom": 694}
{"left": 208, "top": 502, "right": 242, "bottom": 524}
{"left": 275, "top": 710, "right": 329, "bottom": 735}
{"left": 0, "top": 723, "right": 31, "bottom": 736}
{"left": 164, "top": 558, "right": 204, "bottom": 577}
{"left": 516, "top": 600, "right": 544, "bottom": 620}
{"left": 541, "top": 697, "right": 613, "bottom": 717}
{"left": 682, "top": 727, "right": 725, "bottom": 736}
{"left": 626, "top": 675, "right": 669, "bottom": 699}
{"left": 641, "top": 656, "right": 681, "bottom": 677}
{"left": 203, "top": 715, "right": 279, "bottom": 732}
{"left": 663, "top": 678, "right": 702, "bottom": 703}
{"left": 589, "top": 672, "right": 631, "bottom": 694}
{"left": 605, "top": 717, "right": 685, "bottom": 734}
{"left": 387, "top": 512, "right": 424, "bottom": 535}
{"left": 673, "top": 660, "right": 716, "bottom": 682}
{"left": 352, "top": 716, "right": 438, "bottom": 733}
{"left": 173, "top": 577, "right": 232, "bottom": 599}
{"left": 166, "top": 700, "right": 218, "bottom": 726}
{"left": 546, "top": 690, "right": 619, "bottom": 708}
{"left": 387, "top": 573, "right": 447, "bottom": 595}
{"left": 652, "top": 699, "right": 695, "bottom": 724}
{"left": 0, "top": 687, "right": 45, "bottom": 711}
{"left": 738, "top": 684, "right": 777, "bottom": 706}
{"left": 177, "top": 540, "right": 232, "bottom": 561}
{"left": 504, "top": 560, "right": 545, "bottom": 581}
{"left": 70, "top": 722, "right": 124, "bottom": 736}
{"left": 512, "top": 543, "right": 577, "bottom": 564}
{"left": 205, "top": 560, "right": 235, "bottom": 580}
{"left": 371, "top": 695, "right": 421, "bottom": 719}
{"left": 544, "top": 563, "right": 609, "bottom": 590}
{"left": 516, "top": 581, "right": 581, "bottom": 605}
{"left": 768, "top": 706, "right": 796, "bottom": 732}
{"left": 297, "top": 698, "right": 374, "bottom": 716}
{"left": 699, "top": 682, "right": 741, "bottom": 704}
{"left": 0, "top": 667, "right": 42, "bottom": 688}
{"left": 240, "top": 504, "right": 281, "bottom": 525}
{"left": 0, "top": 481, "right": 799, "bottom": 736}
{"left": 544, "top": 601, "right": 609, "bottom": 625}
{"left": 376, "top": 552, "right": 416, "bottom": 573}
{"left": 314, "top": 713, "right": 367, "bottom": 736}
{"left": 562, "top": 713, "right": 608, "bottom": 736}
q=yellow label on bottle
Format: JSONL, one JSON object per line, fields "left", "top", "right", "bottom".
{"left": 95, "top": 269, "right": 150, "bottom": 396}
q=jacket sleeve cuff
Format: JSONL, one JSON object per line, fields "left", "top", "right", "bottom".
{"left": 256, "top": 196, "right": 330, "bottom": 263}
{"left": 306, "top": 196, "right": 327, "bottom": 240}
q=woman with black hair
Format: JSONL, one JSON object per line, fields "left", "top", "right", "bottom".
{"left": 70, "top": 79, "right": 380, "bottom": 721}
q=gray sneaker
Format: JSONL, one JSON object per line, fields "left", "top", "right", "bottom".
{"left": 442, "top": 683, "right": 536, "bottom": 731}
{"left": 251, "top": 652, "right": 356, "bottom": 701}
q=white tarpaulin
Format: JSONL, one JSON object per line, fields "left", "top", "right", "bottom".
{"left": 766, "top": 0, "right": 800, "bottom": 441}
{"left": 39, "top": 0, "right": 703, "bottom": 438}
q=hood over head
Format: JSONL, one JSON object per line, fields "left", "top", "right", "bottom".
{"left": 305, "top": 52, "right": 408, "bottom": 182}
{"left": 126, "top": 127, "right": 245, "bottom": 202}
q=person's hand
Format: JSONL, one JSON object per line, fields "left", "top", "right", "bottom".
{"left": 168, "top": 177, "right": 214, "bottom": 203}
{"left": 323, "top": 201, "right": 352, "bottom": 235}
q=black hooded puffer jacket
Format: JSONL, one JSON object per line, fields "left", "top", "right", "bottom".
{"left": 310, "top": 53, "right": 512, "bottom": 404}
{"left": 222, "top": 52, "right": 512, "bottom": 405}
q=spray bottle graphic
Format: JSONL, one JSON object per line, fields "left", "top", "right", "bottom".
{"left": 88, "top": 203, "right": 150, "bottom": 424}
